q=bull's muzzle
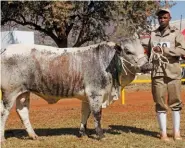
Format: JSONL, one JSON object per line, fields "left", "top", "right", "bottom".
{"left": 135, "top": 56, "right": 149, "bottom": 73}
{"left": 140, "top": 62, "right": 153, "bottom": 73}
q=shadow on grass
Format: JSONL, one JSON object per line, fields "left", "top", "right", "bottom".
{"left": 107, "top": 125, "right": 158, "bottom": 138}
{"left": 5, "top": 128, "right": 96, "bottom": 139}
{"left": 5, "top": 125, "right": 159, "bottom": 140}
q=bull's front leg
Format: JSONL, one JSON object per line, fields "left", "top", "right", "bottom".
{"left": 79, "top": 101, "right": 91, "bottom": 137}
{"left": 88, "top": 92, "right": 105, "bottom": 140}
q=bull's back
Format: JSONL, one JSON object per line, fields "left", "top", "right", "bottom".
{"left": 1, "top": 44, "right": 85, "bottom": 98}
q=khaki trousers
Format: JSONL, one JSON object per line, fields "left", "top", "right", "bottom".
{"left": 152, "top": 76, "right": 182, "bottom": 112}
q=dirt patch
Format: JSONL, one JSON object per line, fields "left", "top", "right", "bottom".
{"left": 8, "top": 89, "right": 185, "bottom": 122}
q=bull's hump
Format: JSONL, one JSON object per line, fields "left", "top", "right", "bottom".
{"left": 106, "top": 42, "right": 115, "bottom": 47}
{"left": 33, "top": 42, "right": 115, "bottom": 54}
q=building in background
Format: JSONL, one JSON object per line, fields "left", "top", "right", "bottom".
{"left": 1, "top": 31, "right": 34, "bottom": 49}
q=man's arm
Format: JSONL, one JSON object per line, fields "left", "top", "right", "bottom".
{"left": 163, "top": 31, "right": 185, "bottom": 57}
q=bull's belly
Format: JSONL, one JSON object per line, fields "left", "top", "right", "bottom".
{"left": 33, "top": 89, "right": 87, "bottom": 104}
{"left": 28, "top": 74, "right": 85, "bottom": 104}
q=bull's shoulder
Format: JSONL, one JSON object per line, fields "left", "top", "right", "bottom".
{"left": 87, "top": 41, "right": 116, "bottom": 48}
{"left": 104, "top": 42, "right": 116, "bottom": 47}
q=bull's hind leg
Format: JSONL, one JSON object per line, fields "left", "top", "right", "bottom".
{"left": 16, "top": 92, "right": 38, "bottom": 140}
{"left": 1, "top": 91, "right": 17, "bottom": 142}
{"left": 88, "top": 93, "right": 105, "bottom": 140}
{"left": 79, "top": 101, "right": 91, "bottom": 137}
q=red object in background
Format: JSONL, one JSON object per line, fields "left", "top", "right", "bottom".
{"left": 182, "top": 29, "right": 185, "bottom": 40}
{"left": 181, "top": 29, "right": 185, "bottom": 59}
{"left": 144, "top": 48, "right": 148, "bottom": 54}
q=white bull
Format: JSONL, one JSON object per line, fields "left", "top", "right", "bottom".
{"left": 0, "top": 38, "right": 148, "bottom": 141}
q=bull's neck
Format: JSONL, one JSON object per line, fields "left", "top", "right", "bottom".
{"left": 106, "top": 53, "right": 122, "bottom": 87}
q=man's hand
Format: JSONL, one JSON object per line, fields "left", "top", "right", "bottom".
{"left": 153, "top": 46, "right": 162, "bottom": 53}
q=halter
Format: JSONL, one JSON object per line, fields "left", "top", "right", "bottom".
{"left": 149, "top": 46, "right": 169, "bottom": 66}
{"left": 118, "top": 54, "right": 148, "bottom": 76}
{"left": 114, "top": 43, "right": 147, "bottom": 76}
{"left": 119, "top": 56, "right": 136, "bottom": 75}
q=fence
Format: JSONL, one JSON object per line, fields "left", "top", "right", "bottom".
{"left": 121, "top": 64, "right": 185, "bottom": 104}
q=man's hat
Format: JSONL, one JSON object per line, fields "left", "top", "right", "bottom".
{"left": 155, "top": 8, "right": 171, "bottom": 16}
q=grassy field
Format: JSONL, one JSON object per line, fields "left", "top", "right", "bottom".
{"left": 2, "top": 107, "right": 185, "bottom": 148}
{"left": 1, "top": 88, "right": 185, "bottom": 148}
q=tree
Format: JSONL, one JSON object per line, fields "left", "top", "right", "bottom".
{"left": 1, "top": 1, "right": 175, "bottom": 47}
{"left": 111, "top": 1, "right": 176, "bottom": 40}
{"left": 1, "top": 1, "right": 114, "bottom": 47}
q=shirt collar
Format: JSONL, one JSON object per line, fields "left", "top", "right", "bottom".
{"left": 154, "top": 25, "right": 176, "bottom": 36}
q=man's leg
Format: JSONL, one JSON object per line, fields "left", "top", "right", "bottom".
{"left": 172, "top": 111, "right": 182, "bottom": 140}
{"left": 168, "top": 79, "right": 182, "bottom": 140}
{"left": 152, "top": 77, "right": 169, "bottom": 141}
{"left": 156, "top": 111, "right": 169, "bottom": 141}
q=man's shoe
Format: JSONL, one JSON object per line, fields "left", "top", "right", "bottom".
{"left": 160, "top": 132, "right": 170, "bottom": 142}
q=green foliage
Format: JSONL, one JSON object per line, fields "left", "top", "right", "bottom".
{"left": 1, "top": 1, "right": 176, "bottom": 47}
{"left": 1, "top": 1, "right": 74, "bottom": 47}
{"left": 112, "top": 1, "right": 158, "bottom": 40}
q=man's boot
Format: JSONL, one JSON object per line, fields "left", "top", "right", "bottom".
{"left": 172, "top": 111, "right": 182, "bottom": 140}
{"left": 157, "top": 112, "right": 170, "bottom": 141}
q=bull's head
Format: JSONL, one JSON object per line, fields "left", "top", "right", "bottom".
{"left": 116, "top": 38, "right": 148, "bottom": 73}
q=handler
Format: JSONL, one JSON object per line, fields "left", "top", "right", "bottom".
{"left": 148, "top": 7, "right": 185, "bottom": 141}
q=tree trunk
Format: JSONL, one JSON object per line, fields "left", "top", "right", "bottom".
{"left": 55, "top": 38, "right": 68, "bottom": 48}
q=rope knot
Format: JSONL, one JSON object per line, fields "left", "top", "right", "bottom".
{"left": 149, "top": 46, "right": 169, "bottom": 66}
{"left": 119, "top": 56, "right": 135, "bottom": 75}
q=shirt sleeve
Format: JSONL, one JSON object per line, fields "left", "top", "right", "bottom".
{"left": 163, "top": 31, "right": 185, "bottom": 57}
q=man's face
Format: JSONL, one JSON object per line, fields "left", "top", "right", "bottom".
{"left": 158, "top": 12, "right": 171, "bottom": 28}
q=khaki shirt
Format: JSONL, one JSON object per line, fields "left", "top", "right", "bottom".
{"left": 148, "top": 26, "right": 185, "bottom": 79}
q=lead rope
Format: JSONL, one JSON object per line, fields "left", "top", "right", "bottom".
{"left": 119, "top": 56, "right": 136, "bottom": 75}
{"left": 149, "top": 46, "right": 169, "bottom": 66}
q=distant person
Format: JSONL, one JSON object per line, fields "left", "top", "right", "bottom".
{"left": 148, "top": 8, "right": 185, "bottom": 141}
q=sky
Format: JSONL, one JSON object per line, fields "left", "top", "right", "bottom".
{"left": 170, "top": 1, "right": 185, "bottom": 21}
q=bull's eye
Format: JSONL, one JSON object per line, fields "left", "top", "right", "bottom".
{"left": 124, "top": 48, "right": 132, "bottom": 54}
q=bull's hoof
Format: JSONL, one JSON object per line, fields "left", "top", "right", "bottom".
{"left": 29, "top": 133, "right": 39, "bottom": 140}
{"left": 78, "top": 130, "right": 87, "bottom": 138}
{"left": 97, "top": 134, "right": 105, "bottom": 140}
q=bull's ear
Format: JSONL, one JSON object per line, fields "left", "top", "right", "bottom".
{"left": 115, "top": 44, "right": 122, "bottom": 54}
